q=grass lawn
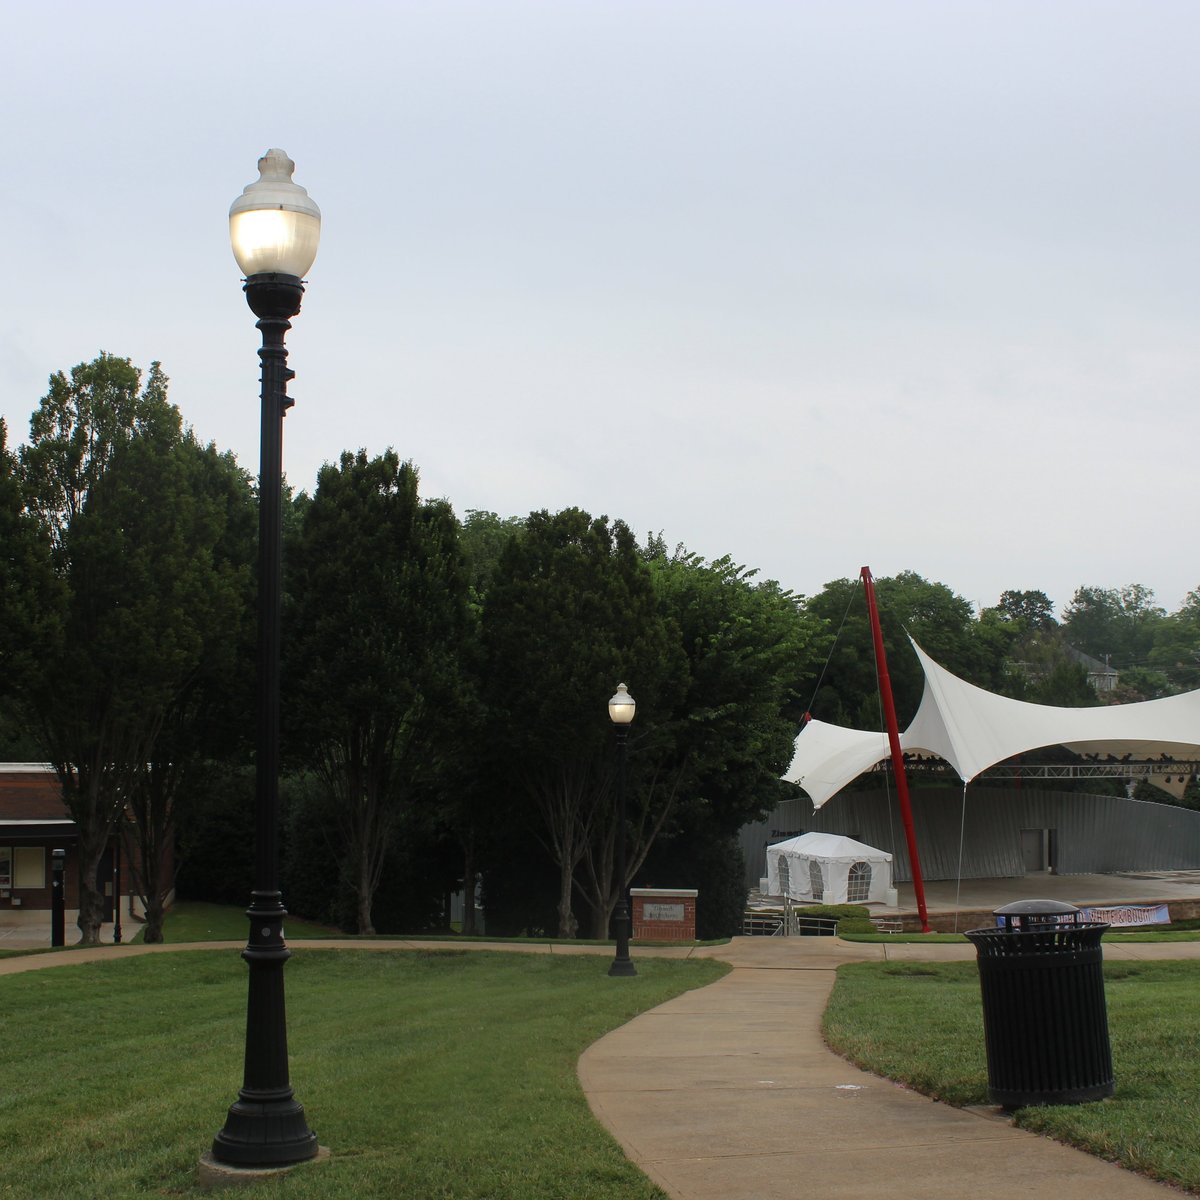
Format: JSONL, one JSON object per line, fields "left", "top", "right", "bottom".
{"left": 840, "top": 928, "right": 1200, "bottom": 945}
{"left": 150, "top": 900, "right": 341, "bottom": 943}
{"left": 153, "top": 900, "right": 727, "bottom": 947}
{"left": 1103, "top": 928, "right": 1200, "bottom": 942}
{"left": 0, "top": 948, "right": 725, "bottom": 1198}
{"left": 839, "top": 931, "right": 969, "bottom": 943}
{"left": 823, "top": 959, "right": 1200, "bottom": 1193}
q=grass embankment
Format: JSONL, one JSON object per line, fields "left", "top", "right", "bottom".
{"left": 152, "top": 900, "right": 340, "bottom": 942}
{"left": 155, "top": 901, "right": 726, "bottom": 947}
{"left": 823, "top": 959, "right": 1200, "bottom": 1192}
{"left": 1, "top": 948, "right": 726, "bottom": 1198}
{"left": 839, "top": 930, "right": 1200, "bottom": 944}
{"left": 838, "top": 931, "right": 969, "bottom": 943}
{"left": 839, "top": 918, "right": 1200, "bottom": 944}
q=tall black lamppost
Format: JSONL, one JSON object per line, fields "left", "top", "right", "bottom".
{"left": 607, "top": 683, "right": 637, "bottom": 978}
{"left": 211, "top": 149, "right": 321, "bottom": 1168}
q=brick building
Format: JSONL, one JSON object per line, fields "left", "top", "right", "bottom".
{"left": 0, "top": 763, "right": 144, "bottom": 941}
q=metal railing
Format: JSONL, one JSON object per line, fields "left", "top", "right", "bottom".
{"left": 741, "top": 901, "right": 841, "bottom": 937}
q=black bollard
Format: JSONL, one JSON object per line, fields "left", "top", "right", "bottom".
{"left": 50, "top": 848, "right": 65, "bottom": 947}
{"left": 113, "top": 841, "right": 122, "bottom": 944}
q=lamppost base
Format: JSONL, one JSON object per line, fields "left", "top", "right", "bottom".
{"left": 211, "top": 1094, "right": 318, "bottom": 1168}
{"left": 608, "top": 957, "right": 638, "bottom": 978}
{"left": 198, "top": 1145, "right": 329, "bottom": 1189}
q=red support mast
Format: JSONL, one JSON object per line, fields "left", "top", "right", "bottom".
{"left": 861, "top": 566, "right": 931, "bottom": 933}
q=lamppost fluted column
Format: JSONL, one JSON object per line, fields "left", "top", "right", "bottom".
{"left": 247, "top": 274, "right": 298, "bottom": 908}
{"left": 211, "top": 272, "right": 317, "bottom": 1168}
{"left": 211, "top": 151, "right": 320, "bottom": 1169}
{"left": 608, "top": 683, "right": 637, "bottom": 978}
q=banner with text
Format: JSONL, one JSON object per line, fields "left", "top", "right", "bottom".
{"left": 1078, "top": 903, "right": 1170, "bottom": 927}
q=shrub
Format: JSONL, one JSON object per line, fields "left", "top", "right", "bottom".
{"left": 801, "top": 904, "right": 870, "bottom": 922}
{"left": 837, "top": 916, "right": 877, "bottom": 936}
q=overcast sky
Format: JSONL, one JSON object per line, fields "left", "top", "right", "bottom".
{"left": 2, "top": 1, "right": 1197, "bottom": 616}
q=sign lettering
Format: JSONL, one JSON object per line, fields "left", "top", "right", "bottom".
{"left": 644, "top": 903, "right": 685, "bottom": 922}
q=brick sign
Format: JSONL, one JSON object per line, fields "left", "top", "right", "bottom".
{"left": 631, "top": 888, "right": 698, "bottom": 941}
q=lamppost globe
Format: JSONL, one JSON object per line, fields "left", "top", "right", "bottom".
{"left": 608, "top": 682, "right": 636, "bottom": 726}
{"left": 607, "top": 683, "right": 637, "bottom": 978}
{"left": 229, "top": 148, "right": 321, "bottom": 279}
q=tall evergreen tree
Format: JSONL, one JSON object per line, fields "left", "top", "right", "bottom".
{"left": 481, "top": 509, "right": 684, "bottom": 938}
{"left": 119, "top": 441, "right": 255, "bottom": 941}
{"left": 584, "top": 549, "right": 821, "bottom": 938}
{"left": 13, "top": 355, "right": 252, "bottom": 943}
{"left": 284, "top": 449, "right": 471, "bottom": 934}
{"left": 0, "top": 419, "right": 62, "bottom": 754}
{"left": 20, "top": 354, "right": 175, "bottom": 552}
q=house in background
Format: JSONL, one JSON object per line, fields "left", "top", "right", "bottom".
{"left": 0, "top": 763, "right": 144, "bottom": 942}
{"left": 1065, "top": 646, "right": 1120, "bottom": 693}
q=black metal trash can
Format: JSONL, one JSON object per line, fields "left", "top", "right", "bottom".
{"left": 965, "top": 900, "right": 1114, "bottom": 1108}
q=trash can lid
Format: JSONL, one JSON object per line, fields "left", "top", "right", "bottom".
{"left": 994, "top": 899, "right": 1080, "bottom": 916}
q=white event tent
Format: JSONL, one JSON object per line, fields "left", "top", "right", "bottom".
{"left": 765, "top": 832, "right": 893, "bottom": 904}
{"left": 785, "top": 639, "right": 1200, "bottom": 809}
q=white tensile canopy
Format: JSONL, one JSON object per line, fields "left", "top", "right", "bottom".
{"left": 785, "top": 638, "right": 1200, "bottom": 809}
{"left": 765, "top": 832, "right": 893, "bottom": 904}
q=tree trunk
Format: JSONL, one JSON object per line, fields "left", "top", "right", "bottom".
{"left": 125, "top": 776, "right": 173, "bottom": 948}
{"left": 142, "top": 895, "right": 166, "bottom": 944}
{"left": 75, "top": 829, "right": 107, "bottom": 946}
{"left": 590, "top": 897, "right": 614, "bottom": 941}
{"left": 556, "top": 863, "right": 578, "bottom": 939}
{"left": 356, "top": 838, "right": 376, "bottom": 935}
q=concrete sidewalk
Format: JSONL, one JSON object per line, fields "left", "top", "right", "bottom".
{"left": 579, "top": 936, "right": 1194, "bottom": 1200}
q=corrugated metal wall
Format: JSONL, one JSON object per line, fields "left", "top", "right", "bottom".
{"left": 739, "top": 786, "right": 1200, "bottom": 885}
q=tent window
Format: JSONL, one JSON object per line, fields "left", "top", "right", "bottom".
{"left": 777, "top": 855, "right": 791, "bottom": 897}
{"left": 809, "top": 860, "right": 824, "bottom": 901}
{"left": 847, "top": 861, "right": 871, "bottom": 903}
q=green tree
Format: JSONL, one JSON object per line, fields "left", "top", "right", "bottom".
{"left": 13, "top": 356, "right": 249, "bottom": 943}
{"left": 119, "top": 442, "right": 255, "bottom": 941}
{"left": 1062, "top": 584, "right": 1165, "bottom": 670}
{"left": 284, "top": 450, "right": 471, "bottom": 934}
{"left": 617, "top": 550, "right": 822, "bottom": 937}
{"left": 802, "top": 572, "right": 1007, "bottom": 728}
{"left": 481, "top": 509, "right": 684, "bottom": 938}
{"left": 459, "top": 510, "right": 526, "bottom": 613}
{"left": 1028, "top": 656, "right": 1098, "bottom": 707}
{"left": 993, "top": 589, "right": 1057, "bottom": 630}
{"left": 20, "top": 353, "right": 175, "bottom": 552}
{"left": 1104, "top": 666, "right": 1173, "bottom": 704}
{"left": 0, "top": 419, "right": 63, "bottom": 751}
{"left": 654, "top": 553, "right": 820, "bottom": 819}
{"left": 980, "top": 590, "right": 1096, "bottom": 706}
{"left": 447, "top": 512, "right": 531, "bottom": 934}
{"left": 1147, "top": 588, "right": 1200, "bottom": 693}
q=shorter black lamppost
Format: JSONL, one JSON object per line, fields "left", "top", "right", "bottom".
{"left": 607, "top": 683, "right": 637, "bottom": 978}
